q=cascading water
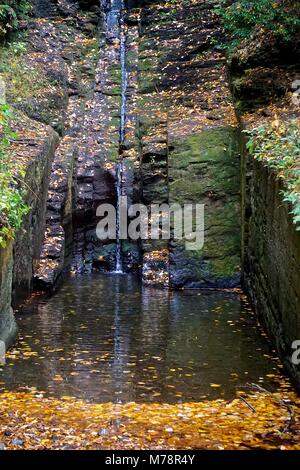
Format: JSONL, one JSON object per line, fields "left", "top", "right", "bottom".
{"left": 115, "top": 162, "right": 124, "bottom": 273}
{"left": 116, "top": 0, "right": 127, "bottom": 274}
{"left": 105, "top": 0, "right": 127, "bottom": 274}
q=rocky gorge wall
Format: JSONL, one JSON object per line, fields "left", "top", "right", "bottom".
{"left": 0, "top": 0, "right": 243, "bottom": 347}
{"left": 135, "top": 0, "right": 241, "bottom": 287}
{"left": 232, "top": 31, "right": 300, "bottom": 387}
{"left": 0, "top": 0, "right": 101, "bottom": 344}
{"left": 244, "top": 158, "right": 300, "bottom": 387}
{"left": 0, "top": 116, "right": 58, "bottom": 346}
{"left": 0, "top": 241, "right": 16, "bottom": 346}
{"left": 33, "top": 0, "right": 242, "bottom": 287}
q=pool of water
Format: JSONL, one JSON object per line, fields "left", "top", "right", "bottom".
{"left": 0, "top": 274, "right": 284, "bottom": 403}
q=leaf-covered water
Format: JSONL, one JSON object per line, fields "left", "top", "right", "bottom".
{"left": 0, "top": 274, "right": 286, "bottom": 403}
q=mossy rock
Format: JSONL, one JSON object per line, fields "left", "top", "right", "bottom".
{"left": 169, "top": 126, "right": 241, "bottom": 288}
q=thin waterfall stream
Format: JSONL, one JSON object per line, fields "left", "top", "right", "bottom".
{"left": 113, "top": 0, "right": 127, "bottom": 273}
{"left": 115, "top": 162, "right": 124, "bottom": 273}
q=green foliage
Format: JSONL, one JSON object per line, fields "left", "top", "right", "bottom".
{"left": 245, "top": 119, "right": 300, "bottom": 230}
{"left": 216, "top": 0, "right": 300, "bottom": 45}
{"left": 0, "top": 1, "right": 32, "bottom": 38}
{"left": 0, "top": 103, "right": 29, "bottom": 248}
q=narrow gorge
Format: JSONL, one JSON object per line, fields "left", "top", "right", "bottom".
{"left": 0, "top": 0, "right": 300, "bottom": 450}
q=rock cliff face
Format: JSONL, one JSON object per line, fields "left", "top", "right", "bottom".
{"left": 0, "top": 0, "right": 99, "bottom": 342}
{"left": 1, "top": 0, "right": 242, "bottom": 317}
{"left": 232, "top": 31, "right": 300, "bottom": 387}
{"left": 29, "top": 0, "right": 241, "bottom": 287}
{"left": 136, "top": 1, "right": 241, "bottom": 287}
{"left": 31, "top": 0, "right": 105, "bottom": 284}
{"left": 12, "top": 115, "right": 59, "bottom": 303}
{"left": 0, "top": 241, "right": 16, "bottom": 347}
{"left": 0, "top": 115, "right": 58, "bottom": 345}
{"left": 244, "top": 160, "right": 300, "bottom": 387}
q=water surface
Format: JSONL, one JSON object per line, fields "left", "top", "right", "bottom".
{"left": 0, "top": 274, "right": 284, "bottom": 403}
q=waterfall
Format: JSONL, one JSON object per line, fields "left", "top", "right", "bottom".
{"left": 103, "top": 1, "right": 127, "bottom": 273}
{"left": 115, "top": 162, "right": 124, "bottom": 273}
{"left": 115, "top": 1, "right": 127, "bottom": 274}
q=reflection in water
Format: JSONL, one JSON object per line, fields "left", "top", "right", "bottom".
{"left": 0, "top": 274, "right": 283, "bottom": 403}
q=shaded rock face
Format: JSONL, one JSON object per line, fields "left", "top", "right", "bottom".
{"left": 32, "top": 0, "right": 142, "bottom": 281}
{"left": 36, "top": 0, "right": 99, "bottom": 18}
{"left": 0, "top": 241, "right": 17, "bottom": 347}
{"left": 0, "top": 115, "right": 58, "bottom": 345}
{"left": 18, "top": 0, "right": 101, "bottom": 135}
{"left": 0, "top": 0, "right": 243, "bottom": 318}
{"left": 231, "top": 23, "right": 300, "bottom": 388}
{"left": 12, "top": 117, "right": 59, "bottom": 303}
{"left": 136, "top": 1, "right": 241, "bottom": 287}
{"left": 2, "top": 0, "right": 242, "bottom": 303}
{"left": 169, "top": 128, "right": 240, "bottom": 288}
{"left": 31, "top": 0, "right": 109, "bottom": 286}
{"left": 244, "top": 160, "right": 300, "bottom": 388}
{"left": 228, "top": 28, "right": 300, "bottom": 115}
{"left": 68, "top": 2, "right": 142, "bottom": 275}
{"left": 36, "top": 0, "right": 241, "bottom": 287}
{"left": 77, "top": 0, "right": 100, "bottom": 9}
{"left": 34, "top": 138, "right": 76, "bottom": 288}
